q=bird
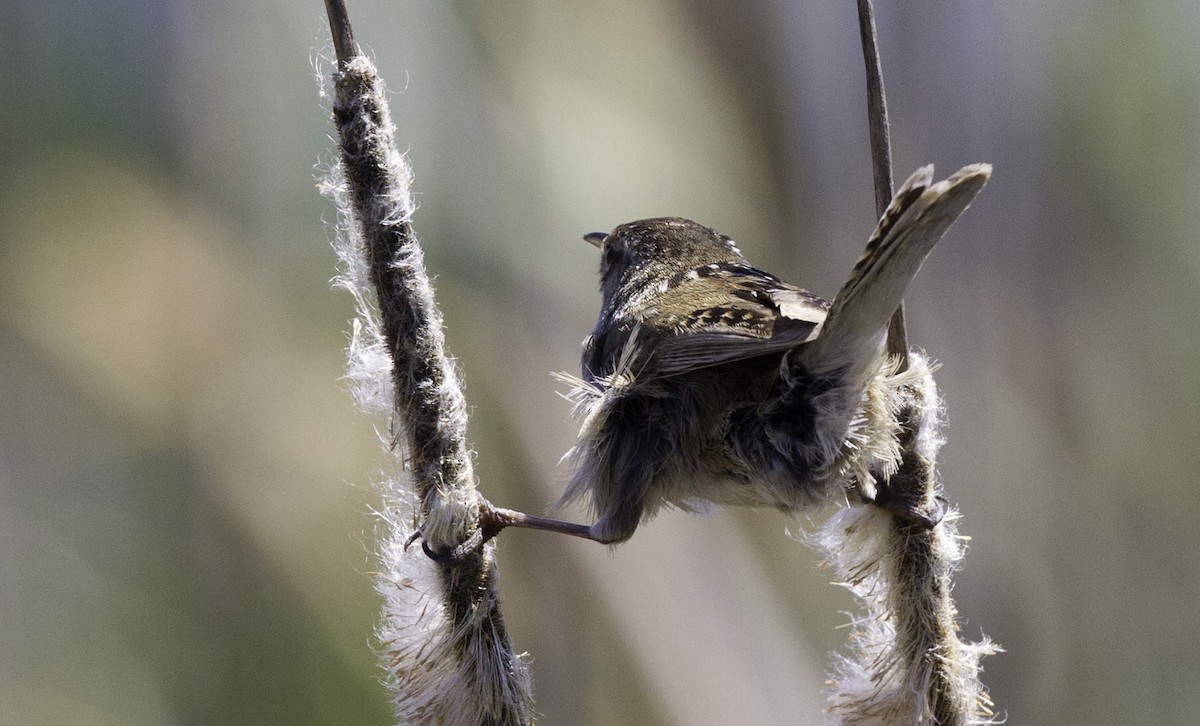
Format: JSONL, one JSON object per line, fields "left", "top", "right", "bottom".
{"left": 554, "top": 163, "right": 991, "bottom": 544}
{"left": 420, "top": 163, "right": 989, "bottom": 559}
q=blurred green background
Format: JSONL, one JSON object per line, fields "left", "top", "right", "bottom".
{"left": 3, "top": 1, "right": 1198, "bottom": 724}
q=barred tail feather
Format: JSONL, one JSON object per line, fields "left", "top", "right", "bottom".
{"left": 804, "top": 164, "right": 991, "bottom": 377}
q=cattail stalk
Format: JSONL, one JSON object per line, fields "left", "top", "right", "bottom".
{"left": 320, "top": 2, "right": 533, "bottom": 723}
{"left": 817, "top": 4, "right": 999, "bottom": 722}
{"left": 817, "top": 354, "right": 997, "bottom": 724}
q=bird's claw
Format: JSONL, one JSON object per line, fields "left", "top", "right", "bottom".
{"left": 870, "top": 485, "right": 947, "bottom": 529}
{"left": 404, "top": 501, "right": 503, "bottom": 563}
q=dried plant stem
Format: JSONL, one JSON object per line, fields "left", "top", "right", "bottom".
{"left": 322, "top": 2, "right": 533, "bottom": 723}
{"left": 856, "top": 0, "right": 908, "bottom": 365}
{"left": 857, "top": 0, "right": 894, "bottom": 220}
{"left": 324, "top": 0, "right": 356, "bottom": 69}
{"left": 818, "top": 357, "right": 997, "bottom": 724}
{"left": 817, "top": 3, "right": 998, "bottom": 723}
{"left": 327, "top": 10, "right": 476, "bottom": 556}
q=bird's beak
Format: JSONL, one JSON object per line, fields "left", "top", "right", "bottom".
{"left": 583, "top": 231, "right": 606, "bottom": 249}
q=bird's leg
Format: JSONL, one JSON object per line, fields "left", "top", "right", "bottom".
{"left": 409, "top": 499, "right": 615, "bottom": 562}
{"left": 480, "top": 503, "right": 613, "bottom": 543}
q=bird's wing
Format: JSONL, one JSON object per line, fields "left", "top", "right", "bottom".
{"left": 635, "top": 262, "right": 828, "bottom": 377}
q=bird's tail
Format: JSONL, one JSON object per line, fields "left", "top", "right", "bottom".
{"left": 801, "top": 163, "right": 991, "bottom": 376}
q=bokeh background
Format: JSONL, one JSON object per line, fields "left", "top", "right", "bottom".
{"left": 2, "top": 1, "right": 1197, "bottom": 724}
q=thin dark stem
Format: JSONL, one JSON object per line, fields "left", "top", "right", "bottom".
{"left": 857, "top": 0, "right": 893, "bottom": 218}
{"left": 324, "top": 0, "right": 358, "bottom": 67}
{"left": 856, "top": 0, "right": 909, "bottom": 365}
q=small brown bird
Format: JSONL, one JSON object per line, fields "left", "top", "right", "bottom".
{"left": 425, "top": 164, "right": 990, "bottom": 558}
{"left": 556, "top": 164, "right": 991, "bottom": 543}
